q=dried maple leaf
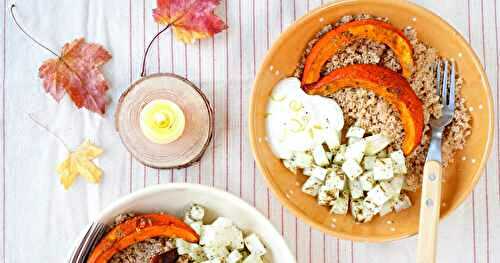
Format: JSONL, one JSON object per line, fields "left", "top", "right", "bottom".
{"left": 57, "top": 140, "right": 103, "bottom": 190}
{"left": 153, "top": 0, "right": 227, "bottom": 43}
{"left": 39, "top": 38, "right": 112, "bottom": 114}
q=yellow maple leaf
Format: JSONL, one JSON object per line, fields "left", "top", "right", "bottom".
{"left": 56, "top": 140, "right": 103, "bottom": 190}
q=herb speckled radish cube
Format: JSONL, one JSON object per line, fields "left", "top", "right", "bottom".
{"left": 390, "top": 150, "right": 407, "bottom": 174}
{"left": 390, "top": 175, "right": 405, "bottom": 195}
{"left": 341, "top": 159, "right": 363, "bottom": 180}
{"left": 317, "top": 186, "right": 337, "bottom": 205}
{"left": 227, "top": 250, "right": 243, "bottom": 263}
{"left": 379, "top": 199, "right": 396, "bottom": 216}
{"left": 203, "top": 245, "right": 229, "bottom": 260}
{"left": 366, "top": 185, "right": 390, "bottom": 206}
{"left": 362, "top": 156, "right": 376, "bottom": 170}
{"left": 394, "top": 194, "right": 412, "bottom": 212}
{"left": 293, "top": 152, "right": 314, "bottom": 168}
{"left": 330, "top": 194, "right": 349, "bottom": 215}
{"left": 350, "top": 199, "right": 365, "bottom": 222}
{"left": 373, "top": 158, "right": 394, "bottom": 180}
{"left": 345, "top": 139, "right": 367, "bottom": 163}
{"left": 359, "top": 171, "right": 375, "bottom": 191}
{"left": 188, "top": 244, "right": 206, "bottom": 262}
{"left": 301, "top": 176, "right": 323, "bottom": 196}
{"left": 363, "top": 199, "right": 380, "bottom": 212}
{"left": 359, "top": 200, "right": 379, "bottom": 222}
{"left": 380, "top": 181, "right": 397, "bottom": 197}
{"left": 311, "top": 166, "right": 328, "bottom": 181}
{"left": 185, "top": 204, "right": 205, "bottom": 222}
{"left": 349, "top": 179, "right": 364, "bottom": 199}
{"left": 244, "top": 234, "right": 267, "bottom": 256}
{"left": 333, "top": 145, "right": 346, "bottom": 164}
{"left": 325, "top": 170, "right": 346, "bottom": 190}
{"left": 200, "top": 218, "right": 244, "bottom": 250}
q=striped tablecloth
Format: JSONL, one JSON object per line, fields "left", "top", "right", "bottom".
{"left": 0, "top": 0, "right": 498, "bottom": 262}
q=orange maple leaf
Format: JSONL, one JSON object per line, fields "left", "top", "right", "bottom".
{"left": 39, "top": 38, "right": 112, "bottom": 114}
{"left": 153, "top": 0, "right": 228, "bottom": 43}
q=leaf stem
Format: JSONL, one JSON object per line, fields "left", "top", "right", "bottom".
{"left": 10, "top": 4, "right": 61, "bottom": 59}
{"left": 28, "top": 113, "right": 70, "bottom": 152}
{"left": 140, "top": 24, "right": 172, "bottom": 77}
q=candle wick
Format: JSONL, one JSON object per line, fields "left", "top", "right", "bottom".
{"left": 154, "top": 112, "right": 170, "bottom": 128}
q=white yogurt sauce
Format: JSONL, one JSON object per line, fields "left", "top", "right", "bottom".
{"left": 265, "top": 77, "right": 344, "bottom": 159}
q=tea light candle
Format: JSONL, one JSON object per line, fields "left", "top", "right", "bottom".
{"left": 140, "top": 99, "right": 185, "bottom": 144}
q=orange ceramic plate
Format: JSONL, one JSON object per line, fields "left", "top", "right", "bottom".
{"left": 249, "top": 0, "right": 493, "bottom": 242}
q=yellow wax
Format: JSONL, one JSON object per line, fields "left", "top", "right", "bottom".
{"left": 139, "top": 99, "right": 185, "bottom": 144}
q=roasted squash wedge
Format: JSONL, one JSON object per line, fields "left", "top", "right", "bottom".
{"left": 303, "top": 64, "right": 424, "bottom": 155}
{"left": 87, "top": 214, "right": 199, "bottom": 263}
{"left": 302, "top": 19, "right": 414, "bottom": 85}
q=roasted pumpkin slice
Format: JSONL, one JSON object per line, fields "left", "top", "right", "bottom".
{"left": 302, "top": 19, "right": 414, "bottom": 85}
{"left": 87, "top": 214, "right": 199, "bottom": 263}
{"left": 303, "top": 64, "right": 424, "bottom": 155}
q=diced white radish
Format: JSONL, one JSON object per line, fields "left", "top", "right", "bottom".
{"left": 346, "top": 126, "right": 365, "bottom": 138}
{"left": 373, "top": 158, "right": 394, "bottom": 180}
{"left": 390, "top": 150, "right": 407, "bottom": 174}
{"left": 394, "top": 194, "right": 412, "bottom": 212}
{"left": 366, "top": 185, "right": 390, "bottom": 206}
{"left": 349, "top": 179, "right": 364, "bottom": 199}
{"left": 325, "top": 129, "right": 341, "bottom": 151}
{"left": 293, "top": 152, "right": 314, "bottom": 168}
{"left": 365, "top": 134, "right": 391, "bottom": 155}
{"left": 301, "top": 176, "right": 323, "bottom": 196}
{"left": 359, "top": 171, "right": 375, "bottom": 191}
{"left": 341, "top": 159, "right": 363, "bottom": 180}
{"left": 312, "top": 145, "right": 330, "bottom": 166}
{"left": 311, "top": 167, "right": 328, "bottom": 181}
{"left": 362, "top": 156, "right": 376, "bottom": 170}
{"left": 345, "top": 139, "right": 367, "bottom": 163}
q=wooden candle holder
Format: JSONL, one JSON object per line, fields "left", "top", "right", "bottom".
{"left": 115, "top": 73, "right": 214, "bottom": 169}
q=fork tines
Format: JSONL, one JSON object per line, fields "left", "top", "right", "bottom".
{"left": 69, "top": 222, "right": 106, "bottom": 263}
{"left": 435, "top": 59, "right": 456, "bottom": 112}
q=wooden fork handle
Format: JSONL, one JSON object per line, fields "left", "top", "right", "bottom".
{"left": 416, "top": 160, "right": 442, "bottom": 263}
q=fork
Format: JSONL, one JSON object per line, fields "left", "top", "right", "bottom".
{"left": 416, "top": 60, "right": 455, "bottom": 263}
{"left": 68, "top": 222, "right": 106, "bottom": 263}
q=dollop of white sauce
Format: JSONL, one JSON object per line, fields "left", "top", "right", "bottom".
{"left": 265, "top": 77, "right": 344, "bottom": 159}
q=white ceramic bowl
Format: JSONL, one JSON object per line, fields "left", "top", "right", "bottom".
{"left": 69, "top": 183, "right": 295, "bottom": 262}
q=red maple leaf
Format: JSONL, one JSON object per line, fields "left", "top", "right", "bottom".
{"left": 153, "top": 0, "right": 227, "bottom": 43}
{"left": 39, "top": 38, "right": 112, "bottom": 114}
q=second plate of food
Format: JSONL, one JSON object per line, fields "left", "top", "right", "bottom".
{"left": 72, "top": 184, "right": 295, "bottom": 262}
{"left": 249, "top": 0, "right": 493, "bottom": 241}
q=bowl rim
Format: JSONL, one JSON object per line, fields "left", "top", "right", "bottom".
{"left": 249, "top": 0, "right": 494, "bottom": 242}
{"left": 68, "top": 183, "right": 295, "bottom": 262}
